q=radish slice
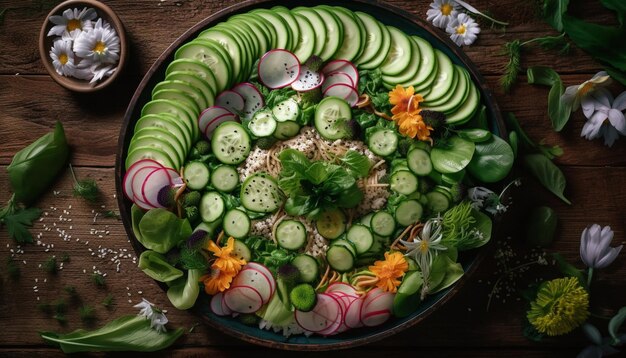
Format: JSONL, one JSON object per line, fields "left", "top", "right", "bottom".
{"left": 326, "top": 282, "right": 358, "bottom": 297}
{"left": 295, "top": 293, "right": 341, "bottom": 333}
{"left": 232, "top": 268, "right": 272, "bottom": 304}
{"left": 244, "top": 262, "right": 276, "bottom": 295}
{"left": 360, "top": 289, "right": 395, "bottom": 327}
{"left": 164, "top": 168, "right": 184, "bottom": 187}
{"left": 291, "top": 65, "right": 324, "bottom": 91}
{"left": 323, "top": 83, "right": 359, "bottom": 107}
{"left": 258, "top": 49, "right": 300, "bottom": 89}
{"left": 123, "top": 159, "right": 164, "bottom": 201}
{"left": 131, "top": 166, "right": 161, "bottom": 204}
{"left": 223, "top": 285, "right": 264, "bottom": 313}
{"left": 221, "top": 292, "right": 233, "bottom": 315}
{"left": 141, "top": 168, "right": 174, "bottom": 207}
{"left": 198, "top": 106, "right": 232, "bottom": 135}
{"left": 210, "top": 292, "right": 230, "bottom": 316}
{"left": 215, "top": 90, "right": 245, "bottom": 114}
{"left": 204, "top": 113, "right": 239, "bottom": 139}
{"left": 361, "top": 309, "right": 392, "bottom": 327}
{"left": 322, "top": 60, "right": 359, "bottom": 86}
{"left": 322, "top": 71, "right": 355, "bottom": 91}
{"left": 316, "top": 294, "right": 345, "bottom": 336}
{"left": 134, "top": 194, "right": 156, "bottom": 210}
{"left": 233, "top": 82, "right": 265, "bottom": 120}
{"left": 344, "top": 297, "right": 364, "bottom": 329}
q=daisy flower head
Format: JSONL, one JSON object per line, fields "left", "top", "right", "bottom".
{"left": 73, "top": 18, "right": 120, "bottom": 65}
{"left": 446, "top": 13, "right": 481, "bottom": 47}
{"left": 427, "top": 0, "right": 460, "bottom": 29}
{"left": 561, "top": 71, "right": 612, "bottom": 111}
{"left": 580, "top": 88, "right": 626, "bottom": 147}
{"left": 49, "top": 38, "right": 78, "bottom": 77}
{"left": 47, "top": 7, "right": 96, "bottom": 38}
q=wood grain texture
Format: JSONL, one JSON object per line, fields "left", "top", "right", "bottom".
{"left": 0, "top": 0, "right": 624, "bottom": 354}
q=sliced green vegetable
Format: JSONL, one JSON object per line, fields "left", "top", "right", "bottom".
{"left": 467, "top": 135, "right": 514, "bottom": 183}
{"left": 166, "top": 268, "right": 201, "bottom": 310}
{"left": 138, "top": 250, "right": 184, "bottom": 282}
{"left": 430, "top": 136, "right": 475, "bottom": 174}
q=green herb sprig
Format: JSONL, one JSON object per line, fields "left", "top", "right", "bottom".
{"left": 69, "top": 164, "right": 100, "bottom": 202}
{"left": 92, "top": 273, "right": 106, "bottom": 287}
{"left": 43, "top": 256, "right": 58, "bottom": 274}
{"left": 102, "top": 294, "right": 114, "bottom": 309}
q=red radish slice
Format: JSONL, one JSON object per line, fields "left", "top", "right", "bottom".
{"left": 198, "top": 106, "right": 231, "bottom": 135}
{"left": 344, "top": 297, "right": 364, "bottom": 329}
{"left": 326, "top": 282, "right": 358, "bottom": 297}
{"left": 244, "top": 262, "right": 276, "bottom": 295}
{"left": 360, "top": 289, "right": 395, "bottom": 327}
{"left": 204, "top": 113, "right": 239, "bottom": 139}
{"left": 233, "top": 82, "right": 265, "bottom": 120}
{"left": 131, "top": 166, "right": 161, "bottom": 204}
{"left": 232, "top": 268, "right": 272, "bottom": 304}
{"left": 221, "top": 292, "right": 233, "bottom": 315}
{"left": 295, "top": 294, "right": 341, "bottom": 333}
{"left": 322, "top": 71, "right": 355, "bottom": 91}
{"left": 316, "top": 294, "right": 345, "bottom": 336}
{"left": 123, "top": 159, "right": 164, "bottom": 200}
{"left": 323, "top": 83, "right": 360, "bottom": 107}
{"left": 215, "top": 90, "right": 245, "bottom": 114}
{"left": 210, "top": 292, "right": 230, "bottom": 316}
{"left": 164, "top": 168, "right": 184, "bottom": 187}
{"left": 258, "top": 49, "right": 300, "bottom": 89}
{"left": 133, "top": 194, "right": 155, "bottom": 210}
{"left": 322, "top": 60, "right": 359, "bottom": 86}
{"left": 223, "top": 285, "right": 264, "bottom": 313}
{"left": 291, "top": 65, "right": 324, "bottom": 91}
{"left": 141, "top": 168, "right": 174, "bottom": 207}
{"left": 361, "top": 309, "right": 392, "bottom": 327}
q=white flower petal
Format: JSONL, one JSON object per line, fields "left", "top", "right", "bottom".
{"left": 612, "top": 91, "right": 626, "bottom": 111}
{"left": 594, "top": 245, "right": 622, "bottom": 269}
{"left": 607, "top": 109, "right": 626, "bottom": 134}
{"left": 591, "top": 87, "right": 613, "bottom": 107}
{"left": 601, "top": 124, "right": 620, "bottom": 147}
{"left": 581, "top": 97, "right": 596, "bottom": 119}
{"left": 561, "top": 86, "right": 578, "bottom": 108}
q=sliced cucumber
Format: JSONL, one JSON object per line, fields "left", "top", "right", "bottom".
{"left": 314, "top": 97, "right": 352, "bottom": 140}
{"left": 315, "top": 208, "right": 347, "bottom": 240}
{"left": 125, "top": 146, "right": 175, "bottom": 170}
{"left": 232, "top": 239, "right": 252, "bottom": 261}
{"left": 210, "top": 165, "right": 239, "bottom": 193}
{"left": 249, "top": 110, "right": 277, "bottom": 137}
{"left": 200, "top": 191, "right": 225, "bottom": 223}
{"left": 183, "top": 161, "right": 210, "bottom": 190}
{"left": 273, "top": 121, "right": 301, "bottom": 140}
{"left": 360, "top": 213, "right": 374, "bottom": 227}
{"left": 276, "top": 220, "right": 307, "bottom": 251}
{"left": 382, "top": 34, "right": 421, "bottom": 86}
{"left": 211, "top": 121, "right": 251, "bottom": 165}
{"left": 175, "top": 39, "right": 232, "bottom": 92}
{"left": 152, "top": 80, "right": 207, "bottom": 111}
{"left": 358, "top": 15, "right": 391, "bottom": 70}
{"left": 165, "top": 59, "right": 219, "bottom": 95}
{"left": 291, "top": 254, "right": 319, "bottom": 284}
{"left": 240, "top": 173, "right": 283, "bottom": 213}
{"left": 326, "top": 245, "right": 355, "bottom": 273}
{"left": 141, "top": 99, "right": 198, "bottom": 141}
{"left": 371, "top": 211, "right": 396, "bottom": 237}
{"left": 390, "top": 170, "right": 419, "bottom": 195}
{"left": 406, "top": 36, "right": 436, "bottom": 89}
{"left": 272, "top": 98, "right": 300, "bottom": 122}
{"left": 380, "top": 26, "right": 412, "bottom": 76}
{"left": 223, "top": 209, "right": 251, "bottom": 239}
{"left": 368, "top": 129, "right": 398, "bottom": 156}
{"left": 152, "top": 88, "right": 200, "bottom": 117}
{"left": 346, "top": 224, "right": 374, "bottom": 255}
{"left": 446, "top": 82, "right": 480, "bottom": 125}
{"left": 251, "top": 9, "right": 292, "bottom": 51}
{"left": 422, "top": 49, "right": 455, "bottom": 103}
{"left": 352, "top": 11, "right": 383, "bottom": 66}
{"left": 130, "top": 128, "right": 185, "bottom": 166}
{"left": 134, "top": 113, "right": 192, "bottom": 150}
{"left": 291, "top": 7, "right": 325, "bottom": 59}
{"left": 291, "top": 13, "right": 316, "bottom": 63}
{"left": 311, "top": 6, "right": 344, "bottom": 61}
{"left": 425, "top": 191, "right": 450, "bottom": 213}
{"left": 328, "top": 6, "right": 363, "bottom": 62}
{"left": 395, "top": 200, "right": 423, "bottom": 226}
{"left": 407, "top": 148, "right": 433, "bottom": 176}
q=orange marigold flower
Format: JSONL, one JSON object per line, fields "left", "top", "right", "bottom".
{"left": 389, "top": 85, "right": 423, "bottom": 115}
{"left": 369, "top": 251, "right": 409, "bottom": 293}
{"left": 395, "top": 112, "right": 434, "bottom": 141}
{"left": 206, "top": 237, "right": 246, "bottom": 275}
{"left": 200, "top": 268, "right": 233, "bottom": 295}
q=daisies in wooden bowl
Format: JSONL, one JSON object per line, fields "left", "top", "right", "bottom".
{"left": 39, "top": 0, "right": 127, "bottom": 92}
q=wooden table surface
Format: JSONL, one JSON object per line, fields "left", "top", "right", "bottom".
{"left": 1, "top": 0, "right": 624, "bottom": 356}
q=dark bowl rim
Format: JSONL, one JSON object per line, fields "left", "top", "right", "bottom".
{"left": 38, "top": 0, "right": 128, "bottom": 93}
{"left": 115, "top": 0, "right": 505, "bottom": 351}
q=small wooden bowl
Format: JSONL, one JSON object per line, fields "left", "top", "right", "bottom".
{"left": 39, "top": 0, "right": 127, "bottom": 92}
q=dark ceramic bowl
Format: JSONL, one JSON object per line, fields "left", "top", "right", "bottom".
{"left": 39, "top": 0, "right": 127, "bottom": 92}
{"left": 116, "top": 0, "right": 504, "bottom": 350}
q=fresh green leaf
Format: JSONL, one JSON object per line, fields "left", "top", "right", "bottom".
{"left": 600, "top": 0, "right": 626, "bottom": 26}
{"left": 69, "top": 164, "right": 101, "bottom": 203}
{"left": 609, "top": 307, "right": 626, "bottom": 343}
{"left": 505, "top": 113, "right": 563, "bottom": 159}
{"left": 552, "top": 253, "right": 585, "bottom": 287}
{"left": 431, "top": 136, "right": 476, "bottom": 174}
{"left": 336, "top": 184, "right": 364, "bottom": 208}
{"left": 509, "top": 131, "right": 519, "bottom": 158}
{"left": 523, "top": 154, "right": 571, "bottom": 204}
{"left": 305, "top": 162, "right": 330, "bottom": 185}
{"left": 177, "top": 247, "right": 209, "bottom": 271}
{"left": 430, "top": 256, "right": 464, "bottom": 293}
{"left": 542, "top": 0, "right": 570, "bottom": 31}
{"left": 264, "top": 86, "right": 297, "bottom": 109}
{"left": 3, "top": 207, "right": 42, "bottom": 243}
{"left": 138, "top": 250, "right": 184, "bottom": 282}
{"left": 102, "top": 294, "right": 114, "bottom": 309}
{"left": 527, "top": 67, "right": 572, "bottom": 131}
{"left": 354, "top": 111, "right": 379, "bottom": 130}
{"left": 137, "top": 208, "right": 191, "bottom": 254}
{"left": 339, "top": 150, "right": 372, "bottom": 178}
{"left": 167, "top": 269, "right": 201, "bottom": 310}
{"left": 467, "top": 135, "right": 514, "bottom": 183}
{"left": 39, "top": 315, "right": 184, "bottom": 353}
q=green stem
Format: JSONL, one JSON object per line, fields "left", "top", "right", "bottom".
{"left": 521, "top": 33, "right": 566, "bottom": 47}
{"left": 587, "top": 267, "right": 594, "bottom": 289}
{"left": 0, "top": 194, "right": 17, "bottom": 221}
{"left": 68, "top": 163, "right": 78, "bottom": 184}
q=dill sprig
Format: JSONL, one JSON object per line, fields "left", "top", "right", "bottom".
{"left": 43, "top": 256, "right": 57, "bottom": 274}
{"left": 102, "top": 293, "right": 114, "bottom": 308}
{"left": 79, "top": 305, "right": 96, "bottom": 323}
{"left": 500, "top": 40, "right": 522, "bottom": 93}
{"left": 69, "top": 164, "right": 100, "bottom": 203}
{"left": 91, "top": 272, "right": 106, "bottom": 287}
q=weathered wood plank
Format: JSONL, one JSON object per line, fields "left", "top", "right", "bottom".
{"left": 1, "top": 74, "right": 624, "bottom": 167}
{"left": 0, "top": 166, "right": 623, "bottom": 348}
{"left": 0, "top": 0, "right": 608, "bottom": 76}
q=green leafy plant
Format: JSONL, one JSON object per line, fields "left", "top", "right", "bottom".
{"left": 527, "top": 66, "right": 572, "bottom": 131}
{"left": 69, "top": 164, "right": 100, "bottom": 202}
{"left": 43, "top": 256, "right": 57, "bottom": 274}
{"left": 92, "top": 273, "right": 106, "bottom": 287}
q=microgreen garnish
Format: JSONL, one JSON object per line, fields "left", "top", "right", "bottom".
{"left": 53, "top": 299, "right": 67, "bottom": 324}
{"left": 69, "top": 163, "right": 101, "bottom": 203}
{"left": 91, "top": 273, "right": 106, "bottom": 287}
{"left": 43, "top": 256, "right": 58, "bottom": 274}
{"left": 102, "top": 294, "right": 114, "bottom": 309}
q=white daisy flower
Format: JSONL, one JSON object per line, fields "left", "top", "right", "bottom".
{"left": 426, "top": 0, "right": 460, "bottom": 29}
{"left": 73, "top": 18, "right": 120, "bottom": 65}
{"left": 47, "top": 7, "right": 96, "bottom": 38}
{"left": 134, "top": 298, "right": 168, "bottom": 333}
{"left": 446, "top": 13, "right": 481, "bottom": 46}
{"left": 561, "top": 71, "right": 612, "bottom": 112}
{"left": 581, "top": 88, "right": 626, "bottom": 147}
{"left": 84, "top": 63, "right": 116, "bottom": 83}
{"left": 49, "top": 39, "right": 78, "bottom": 77}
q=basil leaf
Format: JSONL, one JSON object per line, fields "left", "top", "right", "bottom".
{"left": 138, "top": 208, "right": 191, "bottom": 254}
{"left": 138, "top": 250, "right": 183, "bottom": 282}
{"left": 337, "top": 184, "right": 364, "bottom": 208}
{"left": 467, "top": 135, "right": 514, "bottom": 183}
{"left": 542, "top": 0, "right": 570, "bottom": 32}
{"left": 609, "top": 307, "right": 626, "bottom": 343}
{"left": 40, "top": 315, "right": 184, "bottom": 353}
{"left": 339, "top": 150, "right": 372, "bottom": 178}
{"left": 527, "top": 67, "right": 572, "bottom": 131}
{"left": 305, "top": 162, "right": 330, "bottom": 185}
{"left": 523, "top": 154, "right": 571, "bottom": 204}
{"left": 527, "top": 66, "right": 561, "bottom": 86}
